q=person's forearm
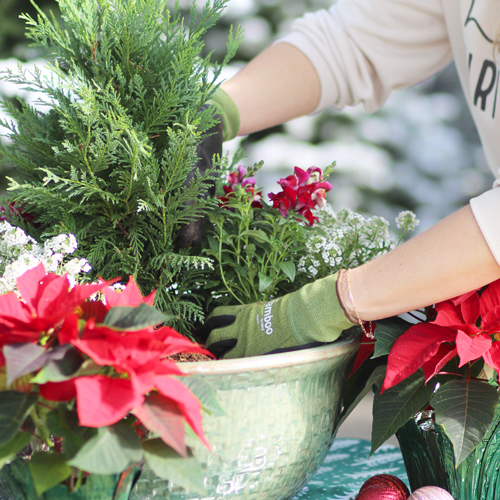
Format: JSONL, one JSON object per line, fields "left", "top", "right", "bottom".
{"left": 221, "top": 42, "right": 321, "bottom": 136}
{"left": 347, "top": 205, "right": 500, "bottom": 321}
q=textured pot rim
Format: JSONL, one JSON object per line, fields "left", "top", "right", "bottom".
{"left": 179, "top": 327, "right": 362, "bottom": 375}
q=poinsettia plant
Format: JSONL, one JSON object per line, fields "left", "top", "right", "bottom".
{"left": 342, "top": 280, "right": 500, "bottom": 466}
{"left": 0, "top": 262, "right": 217, "bottom": 497}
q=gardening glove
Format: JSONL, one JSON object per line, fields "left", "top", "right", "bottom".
{"left": 197, "top": 271, "right": 357, "bottom": 359}
{"left": 177, "top": 88, "right": 240, "bottom": 248}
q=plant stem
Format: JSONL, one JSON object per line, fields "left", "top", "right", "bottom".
{"left": 217, "top": 222, "right": 243, "bottom": 305}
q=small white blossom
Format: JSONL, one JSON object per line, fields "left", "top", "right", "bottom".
{"left": 44, "top": 234, "right": 78, "bottom": 255}
{"left": 396, "top": 211, "right": 420, "bottom": 232}
{"left": 0, "top": 222, "right": 90, "bottom": 294}
{"left": 307, "top": 265, "right": 318, "bottom": 277}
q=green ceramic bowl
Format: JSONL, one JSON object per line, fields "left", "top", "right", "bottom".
{"left": 131, "top": 327, "right": 361, "bottom": 500}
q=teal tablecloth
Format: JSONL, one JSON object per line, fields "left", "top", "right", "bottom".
{"left": 293, "top": 438, "right": 409, "bottom": 500}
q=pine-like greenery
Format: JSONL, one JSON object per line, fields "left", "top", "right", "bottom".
{"left": 0, "top": 0, "right": 242, "bottom": 335}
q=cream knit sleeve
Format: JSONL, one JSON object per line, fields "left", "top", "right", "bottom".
{"left": 278, "top": 0, "right": 453, "bottom": 113}
{"left": 470, "top": 189, "right": 500, "bottom": 266}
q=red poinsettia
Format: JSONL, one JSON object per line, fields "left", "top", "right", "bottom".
{"left": 0, "top": 263, "right": 116, "bottom": 366}
{"left": 268, "top": 166, "right": 332, "bottom": 225}
{"left": 1, "top": 263, "right": 214, "bottom": 456}
{"left": 381, "top": 279, "right": 500, "bottom": 392}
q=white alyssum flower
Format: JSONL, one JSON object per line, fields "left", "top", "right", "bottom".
{"left": 396, "top": 210, "right": 420, "bottom": 232}
{"left": 296, "top": 203, "right": 417, "bottom": 283}
{"left": 0, "top": 222, "right": 91, "bottom": 294}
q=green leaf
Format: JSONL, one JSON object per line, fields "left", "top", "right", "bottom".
{"left": 69, "top": 423, "right": 143, "bottom": 475}
{"left": 337, "top": 365, "right": 386, "bottom": 430}
{"left": 0, "top": 431, "right": 32, "bottom": 469}
{"left": 28, "top": 452, "right": 72, "bottom": 496}
{"left": 143, "top": 438, "right": 206, "bottom": 495}
{"left": 207, "top": 235, "right": 220, "bottom": 253}
{"left": 278, "top": 261, "right": 296, "bottom": 282}
{"left": 30, "top": 347, "right": 83, "bottom": 384}
{"left": 178, "top": 376, "right": 227, "bottom": 417}
{"left": 3, "top": 343, "right": 45, "bottom": 386}
{"left": 46, "top": 407, "right": 96, "bottom": 459}
{"left": 103, "top": 303, "right": 169, "bottom": 330}
{"left": 0, "top": 391, "right": 38, "bottom": 448}
{"left": 258, "top": 272, "right": 274, "bottom": 293}
{"left": 432, "top": 378, "right": 499, "bottom": 465}
{"left": 371, "top": 370, "right": 435, "bottom": 454}
{"left": 372, "top": 316, "right": 413, "bottom": 358}
{"left": 0, "top": 457, "right": 38, "bottom": 499}
{"left": 238, "top": 230, "right": 269, "bottom": 243}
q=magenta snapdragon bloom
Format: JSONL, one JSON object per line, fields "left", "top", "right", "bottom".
{"left": 220, "top": 166, "right": 263, "bottom": 209}
{"left": 268, "top": 167, "right": 332, "bottom": 225}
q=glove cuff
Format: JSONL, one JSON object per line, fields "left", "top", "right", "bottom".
{"left": 208, "top": 87, "right": 240, "bottom": 141}
{"left": 287, "top": 272, "right": 356, "bottom": 344}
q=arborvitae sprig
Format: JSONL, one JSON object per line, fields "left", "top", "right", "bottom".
{"left": 0, "top": 0, "right": 242, "bottom": 335}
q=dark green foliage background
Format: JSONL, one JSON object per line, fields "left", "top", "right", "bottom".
{"left": 0, "top": 0, "right": 242, "bottom": 335}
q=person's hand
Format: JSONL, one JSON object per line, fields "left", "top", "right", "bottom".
{"left": 177, "top": 88, "right": 240, "bottom": 248}
{"left": 196, "top": 271, "right": 357, "bottom": 359}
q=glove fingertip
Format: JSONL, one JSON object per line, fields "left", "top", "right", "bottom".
{"left": 208, "top": 338, "right": 238, "bottom": 359}
{"left": 195, "top": 314, "right": 236, "bottom": 342}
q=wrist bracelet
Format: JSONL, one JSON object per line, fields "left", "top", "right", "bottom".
{"left": 339, "top": 269, "right": 375, "bottom": 340}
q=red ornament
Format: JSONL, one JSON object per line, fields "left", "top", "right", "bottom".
{"left": 356, "top": 474, "right": 410, "bottom": 499}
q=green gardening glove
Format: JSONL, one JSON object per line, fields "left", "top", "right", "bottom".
{"left": 206, "top": 86, "right": 240, "bottom": 142}
{"left": 177, "top": 87, "right": 240, "bottom": 248}
{"left": 197, "top": 272, "right": 356, "bottom": 359}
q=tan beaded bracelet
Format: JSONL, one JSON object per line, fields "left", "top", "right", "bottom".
{"left": 337, "top": 269, "right": 374, "bottom": 340}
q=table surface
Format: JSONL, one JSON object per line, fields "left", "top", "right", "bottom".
{"left": 293, "top": 438, "right": 409, "bottom": 500}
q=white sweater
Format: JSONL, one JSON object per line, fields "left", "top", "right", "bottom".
{"left": 280, "top": 0, "right": 500, "bottom": 264}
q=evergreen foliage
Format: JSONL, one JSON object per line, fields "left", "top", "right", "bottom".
{"left": 0, "top": 0, "right": 242, "bottom": 335}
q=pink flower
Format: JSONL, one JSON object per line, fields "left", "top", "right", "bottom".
{"left": 227, "top": 166, "right": 256, "bottom": 190}
{"left": 268, "top": 168, "right": 332, "bottom": 226}
{"left": 268, "top": 187, "right": 298, "bottom": 218}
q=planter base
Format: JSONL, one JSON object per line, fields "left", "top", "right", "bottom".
{"left": 397, "top": 407, "right": 500, "bottom": 500}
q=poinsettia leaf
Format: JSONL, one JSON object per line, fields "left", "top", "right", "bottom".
{"left": 347, "top": 333, "right": 375, "bottom": 377}
{"left": 1, "top": 457, "right": 39, "bottom": 498}
{"left": 381, "top": 323, "right": 456, "bottom": 392}
{"left": 337, "top": 364, "right": 386, "bottom": 431}
{"left": 455, "top": 331, "right": 491, "bottom": 367}
{"left": 258, "top": 272, "right": 273, "bottom": 292}
{"left": 371, "top": 370, "right": 435, "bottom": 454}
{"left": 69, "top": 422, "right": 143, "bottom": 474}
{"left": 154, "top": 376, "right": 208, "bottom": 449}
{"left": 479, "top": 279, "right": 500, "bottom": 317}
{"left": 143, "top": 438, "right": 206, "bottom": 495}
{"left": 28, "top": 451, "right": 72, "bottom": 496}
{"left": 431, "top": 378, "right": 499, "bottom": 465}
{"left": 133, "top": 393, "right": 187, "bottom": 457}
{"left": 178, "top": 376, "right": 227, "bottom": 417}
{"left": 372, "top": 316, "right": 412, "bottom": 358}
{"left": 278, "top": 261, "right": 296, "bottom": 282}
{"left": 0, "top": 431, "right": 32, "bottom": 469}
{"left": 459, "top": 293, "right": 480, "bottom": 326}
{"left": 30, "top": 347, "right": 83, "bottom": 384}
{"left": 422, "top": 345, "right": 457, "bottom": 382}
{"left": 46, "top": 407, "right": 96, "bottom": 459}
{"left": 0, "top": 391, "right": 38, "bottom": 447}
{"left": 4, "top": 343, "right": 45, "bottom": 386}
{"left": 103, "top": 303, "right": 170, "bottom": 330}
